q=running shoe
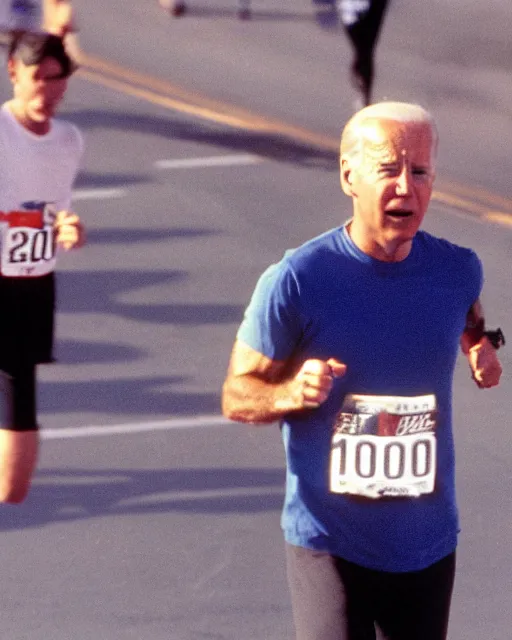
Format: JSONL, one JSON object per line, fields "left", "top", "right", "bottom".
{"left": 171, "top": 2, "right": 186, "bottom": 16}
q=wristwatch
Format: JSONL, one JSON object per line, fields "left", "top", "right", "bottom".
{"left": 483, "top": 328, "right": 505, "bottom": 349}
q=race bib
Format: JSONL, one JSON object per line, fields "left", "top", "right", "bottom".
{"left": 0, "top": 204, "right": 57, "bottom": 277}
{"left": 329, "top": 394, "right": 437, "bottom": 499}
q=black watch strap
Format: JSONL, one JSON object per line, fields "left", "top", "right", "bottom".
{"left": 483, "top": 328, "right": 505, "bottom": 349}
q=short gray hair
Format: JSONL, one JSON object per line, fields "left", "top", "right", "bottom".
{"left": 340, "top": 101, "right": 438, "bottom": 165}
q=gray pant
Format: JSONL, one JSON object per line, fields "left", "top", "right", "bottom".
{"left": 285, "top": 543, "right": 455, "bottom": 640}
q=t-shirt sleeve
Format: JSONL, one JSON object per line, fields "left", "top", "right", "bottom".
{"left": 72, "top": 125, "right": 85, "bottom": 161}
{"left": 56, "top": 124, "right": 84, "bottom": 211}
{"left": 467, "top": 249, "right": 484, "bottom": 307}
{"left": 236, "top": 257, "right": 303, "bottom": 361}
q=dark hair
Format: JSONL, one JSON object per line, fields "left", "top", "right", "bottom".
{"left": 8, "top": 32, "right": 77, "bottom": 78}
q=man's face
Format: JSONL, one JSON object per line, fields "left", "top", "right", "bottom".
{"left": 9, "top": 56, "right": 68, "bottom": 127}
{"left": 342, "top": 118, "right": 435, "bottom": 257}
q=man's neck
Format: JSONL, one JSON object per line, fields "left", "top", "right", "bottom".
{"left": 346, "top": 220, "right": 413, "bottom": 263}
{"left": 5, "top": 101, "right": 51, "bottom": 136}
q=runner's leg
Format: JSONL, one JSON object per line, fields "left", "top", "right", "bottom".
{"left": 375, "top": 552, "right": 456, "bottom": 640}
{"left": 0, "top": 366, "right": 39, "bottom": 503}
{"left": 341, "top": 0, "right": 389, "bottom": 105}
{"left": 286, "top": 543, "right": 377, "bottom": 640}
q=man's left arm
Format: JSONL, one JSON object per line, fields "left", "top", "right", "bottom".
{"left": 460, "top": 299, "right": 504, "bottom": 388}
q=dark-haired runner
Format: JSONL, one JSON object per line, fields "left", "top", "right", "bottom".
{"left": 0, "top": 32, "right": 84, "bottom": 503}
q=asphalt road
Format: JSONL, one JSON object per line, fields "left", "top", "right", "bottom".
{"left": 0, "top": 1, "right": 510, "bottom": 638}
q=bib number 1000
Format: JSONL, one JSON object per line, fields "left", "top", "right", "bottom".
{"left": 329, "top": 433, "right": 436, "bottom": 498}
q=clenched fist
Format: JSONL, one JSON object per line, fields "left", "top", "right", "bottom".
{"left": 55, "top": 210, "right": 85, "bottom": 251}
{"left": 468, "top": 337, "right": 502, "bottom": 389}
{"left": 293, "top": 358, "right": 347, "bottom": 409}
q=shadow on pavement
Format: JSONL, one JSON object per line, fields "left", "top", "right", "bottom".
{"left": 173, "top": 7, "right": 315, "bottom": 23}
{"left": 53, "top": 339, "right": 143, "bottom": 364}
{"left": 0, "top": 467, "right": 285, "bottom": 531}
{"left": 64, "top": 110, "right": 338, "bottom": 172}
{"left": 56, "top": 268, "right": 245, "bottom": 323}
{"left": 83, "top": 226, "right": 220, "bottom": 245}
{"left": 74, "top": 170, "right": 149, "bottom": 189}
{"left": 39, "top": 376, "right": 220, "bottom": 416}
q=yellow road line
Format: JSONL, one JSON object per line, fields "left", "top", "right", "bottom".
{"left": 80, "top": 53, "right": 271, "bottom": 122}
{"left": 77, "top": 54, "right": 337, "bottom": 151}
{"left": 431, "top": 191, "right": 491, "bottom": 217}
{"left": 485, "top": 212, "right": 512, "bottom": 227}
{"left": 78, "top": 69, "right": 267, "bottom": 131}
{"left": 436, "top": 178, "right": 512, "bottom": 213}
{"left": 76, "top": 53, "right": 512, "bottom": 227}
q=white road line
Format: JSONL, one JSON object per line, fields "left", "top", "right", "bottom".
{"left": 71, "top": 188, "right": 126, "bottom": 201}
{"left": 154, "top": 154, "right": 262, "bottom": 170}
{"left": 40, "top": 415, "right": 235, "bottom": 440}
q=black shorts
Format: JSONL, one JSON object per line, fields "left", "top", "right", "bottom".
{"left": 0, "top": 273, "right": 55, "bottom": 367}
{"left": 286, "top": 543, "right": 456, "bottom": 640}
{"left": 0, "top": 365, "right": 37, "bottom": 431}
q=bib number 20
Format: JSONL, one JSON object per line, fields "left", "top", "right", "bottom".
{"left": 8, "top": 228, "right": 55, "bottom": 264}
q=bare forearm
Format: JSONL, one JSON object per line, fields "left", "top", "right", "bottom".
{"left": 460, "top": 300, "right": 503, "bottom": 388}
{"left": 222, "top": 341, "right": 347, "bottom": 423}
{"left": 222, "top": 375, "right": 301, "bottom": 424}
{"left": 460, "top": 300, "right": 484, "bottom": 353}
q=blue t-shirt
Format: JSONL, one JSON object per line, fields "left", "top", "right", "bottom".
{"left": 237, "top": 225, "right": 483, "bottom": 572}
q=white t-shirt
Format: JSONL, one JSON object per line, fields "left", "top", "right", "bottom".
{"left": 0, "top": 103, "right": 83, "bottom": 276}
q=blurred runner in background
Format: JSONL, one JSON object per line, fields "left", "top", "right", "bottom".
{"left": 43, "top": 0, "right": 75, "bottom": 36}
{"left": 0, "top": 0, "right": 42, "bottom": 34}
{"left": 339, "top": 0, "right": 390, "bottom": 106}
{"left": 0, "top": 32, "right": 85, "bottom": 503}
{"left": 0, "top": 0, "right": 79, "bottom": 60}
{"left": 43, "top": 0, "right": 80, "bottom": 61}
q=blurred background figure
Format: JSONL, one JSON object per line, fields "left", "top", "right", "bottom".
{"left": 0, "top": 0, "right": 75, "bottom": 35}
{"left": 42, "top": 0, "right": 80, "bottom": 61}
{"left": 42, "top": 0, "right": 75, "bottom": 36}
{"left": 339, "top": 0, "right": 389, "bottom": 106}
{"left": 159, "top": 0, "right": 252, "bottom": 20}
{"left": 0, "top": 0, "right": 79, "bottom": 60}
{"left": 0, "top": 0, "right": 42, "bottom": 34}
{"left": 311, "top": 0, "right": 340, "bottom": 30}
{"left": 158, "top": 0, "right": 186, "bottom": 17}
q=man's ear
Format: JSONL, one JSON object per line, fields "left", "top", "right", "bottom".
{"left": 7, "top": 58, "right": 18, "bottom": 84}
{"left": 340, "top": 157, "right": 355, "bottom": 197}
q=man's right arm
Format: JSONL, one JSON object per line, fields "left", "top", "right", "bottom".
{"left": 221, "top": 339, "right": 346, "bottom": 424}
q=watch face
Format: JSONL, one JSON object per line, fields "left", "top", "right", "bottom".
{"left": 484, "top": 329, "right": 505, "bottom": 349}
